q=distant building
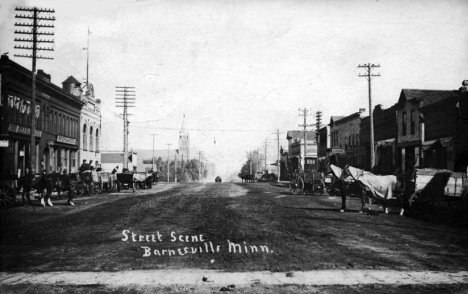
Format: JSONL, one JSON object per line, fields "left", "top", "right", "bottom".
{"left": 329, "top": 109, "right": 366, "bottom": 169}
{"left": 179, "top": 114, "right": 190, "bottom": 162}
{"left": 286, "top": 130, "right": 318, "bottom": 171}
{"left": 101, "top": 151, "right": 137, "bottom": 172}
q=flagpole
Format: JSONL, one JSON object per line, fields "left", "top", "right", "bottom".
{"left": 86, "top": 27, "right": 89, "bottom": 85}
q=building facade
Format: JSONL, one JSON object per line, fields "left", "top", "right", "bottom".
{"left": 61, "top": 78, "right": 102, "bottom": 168}
{"left": 0, "top": 55, "right": 84, "bottom": 176}
{"left": 360, "top": 104, "right": 398, "bottom": 174}
{"left": 286, "top": 130, "right": 318, "bottom": 171}
{"left": 396, "top": 89, "right": 461, "bottom": 172}
{"left": 329, "top": 109, "right": 366, "bottom": 169}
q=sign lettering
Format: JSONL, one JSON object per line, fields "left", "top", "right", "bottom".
{"left": 57, "top": 135, "right": 77, "bottom": 145}
{"left": 8, "top": 124, "right": 42, "bottom": 137}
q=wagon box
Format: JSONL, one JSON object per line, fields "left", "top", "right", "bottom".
{"left": 407, "top": 169, "right": 468, "bottom": 225}
{"left": 413, "top": 170, "right": 467, "bottom": 197}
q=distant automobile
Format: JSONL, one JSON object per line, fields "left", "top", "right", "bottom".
{"left": 215, "top": 176, "right": 222, "bottom": 183}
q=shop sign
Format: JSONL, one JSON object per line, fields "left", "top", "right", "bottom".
{"left": 345, "top": 145, "right": 367, "bottom": 154}
{"left": 57, "top": 135, "right": 77, "bottom": 145}
{"left": 0, "top": 140, "right": 9, "bottom": 147}
{"left": 7, "top": 95, "right": 41, "bottom": 118}
{"left": 8, "top": 124, "right": 42, "bottom": 137}
{"left": 331, "top": 149, "right": 345, "bottom": 154}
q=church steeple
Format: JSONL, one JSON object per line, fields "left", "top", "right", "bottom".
{"left": 179, "top": 114, "right": 190, "bottom": 161}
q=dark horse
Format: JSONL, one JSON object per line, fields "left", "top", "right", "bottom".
{"left": 47, "top": 172, "right": 80, "bottom": 206}
{"left": 340, "top": 165, "right": 406, "bottom": 215}
{"left": 238, "top": 172, "right": 254, "bottom": 183}
{"left": 324, "top": 164, "right": 366, "bottom": 212}
{"left": 152, "top": 171, "right": 160, "bottom": 184}
{"left": 20, "top": 172, "right": 80, "bottom": 206}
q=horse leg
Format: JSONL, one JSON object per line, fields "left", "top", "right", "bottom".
{"left": 45, "top": 189, "right": 53, "bottom": 207}
{"left": 67, "top": 187, "right": 74, "bottom": 206}
{"left": 339, "top": 186, "right": 346, "bottom": 212}
{"left": 359, "top": 188, "right": 366, "bottom": 213}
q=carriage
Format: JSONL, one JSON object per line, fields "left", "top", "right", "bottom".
{"left": 288, "top": 156, "right": 325, "bottom": 195}
{"left": 0, "top": 174, "right": 19, "bottom": 208}
{"left": 133, "top": 172, "right": 153, "bottom": 189}
{"left": 115, "top": 173, "right": 136, "bottom": 192}
{"left": 406, "top": 168, "right": 468, "bottom": 225}
{"left": 97, "top": 171, "right": 116, "bottom": 193}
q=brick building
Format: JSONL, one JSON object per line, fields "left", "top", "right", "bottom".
{"left": 0, "top": 55, "right": 84, "bottom": 176}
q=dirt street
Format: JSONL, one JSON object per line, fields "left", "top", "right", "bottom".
{"left": 1, "top": 182, "right": 468, "bottom": 293}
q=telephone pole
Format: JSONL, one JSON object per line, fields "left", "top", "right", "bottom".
{"left": 198, "top": 151, "right": 203, "bottom": 181}
{"left": 150, "top": 133, "right": 157, "bottom": 170}
{"left": 263, "top": 139, "right": 269, "bottom": 172}
{"left": 115, "top": 87, "right": 135, "bottom": 170}
{"left": 272, "top": 129, "right": 281, "bottom": 182}
{"left": 299, "top": 108, "right": 312, "bottom": 170}
{"left": 358, "top": 63, "right": 380, "bottom": 170}
{"left": 14, "top": 6, "right": 55, "bottom": 173}
{"left": 166, "top": 143, "right": 172, "bottom": 182}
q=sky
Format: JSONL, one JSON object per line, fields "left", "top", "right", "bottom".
{"left": 1, "top": 0, "right": 467, "bottom": 179}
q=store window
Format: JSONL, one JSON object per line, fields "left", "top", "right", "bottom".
{"left": 95, "top": 129, "right": 99, "bottom": 152}
{"left": 83, "top": 124, "right": 87, "bottom": 151}
{"left": 89, "top": 126, "right": 94, "bottom": 152}
{"left": 402, "top": 112, "right": 407, "bottom": 136}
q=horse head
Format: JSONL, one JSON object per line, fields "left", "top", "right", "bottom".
{"left": 340, "top": 165, "right": 352, "bottom": 181}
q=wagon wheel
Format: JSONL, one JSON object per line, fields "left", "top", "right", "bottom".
{"left": 88, "top": 183, "right": 99, "bottom": 195}
{"left": 0, "top": 185, "right": 16, "bottom": 208}
{"left": 97, "top": 180, "right": 103, "bottom": 194}
{"left": 312, "top": 179, "right": 325, "bottom": 196}
{"left": 117, "top": 182, "right": 121, "bottom": 192}
{"left": 72, "top": 183, "right": 84, "bottom": 198}
{"left": 408, "top": 190, "right": 432, "bottom": 219}
{"left": 289, "top": 176, "right": 304, "bottom": 195}
{"left": 460, "top": 190, "right": 468, "bottom": 227}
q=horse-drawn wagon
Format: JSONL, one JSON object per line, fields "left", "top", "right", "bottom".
{"left": 97, "top": 171, "right": 116, "bottom": 193}
{"left": 134, "top": 172, "right": 152, "bottom": 189}
{"left": 289, "top": 170, "right": 325, "bottom": 195}
{"left": 115, "top": 173, "right": 135, "bottom": 192}
{"left": 0, "top": 174, "right": 19, "bottom": 208}
{"left": 406, "top": 169, "right": 468, "bottom": 224}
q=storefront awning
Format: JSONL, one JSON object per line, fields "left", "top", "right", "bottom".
{"left": 422, "top": 137, "right": 452, "bottom": 150}
{"left": 375, "top": 138, "right": 395, "bottom": 148}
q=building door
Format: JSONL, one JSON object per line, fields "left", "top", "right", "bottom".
{"left": 405, "top": 146, "right": 415, "bottom": 172}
